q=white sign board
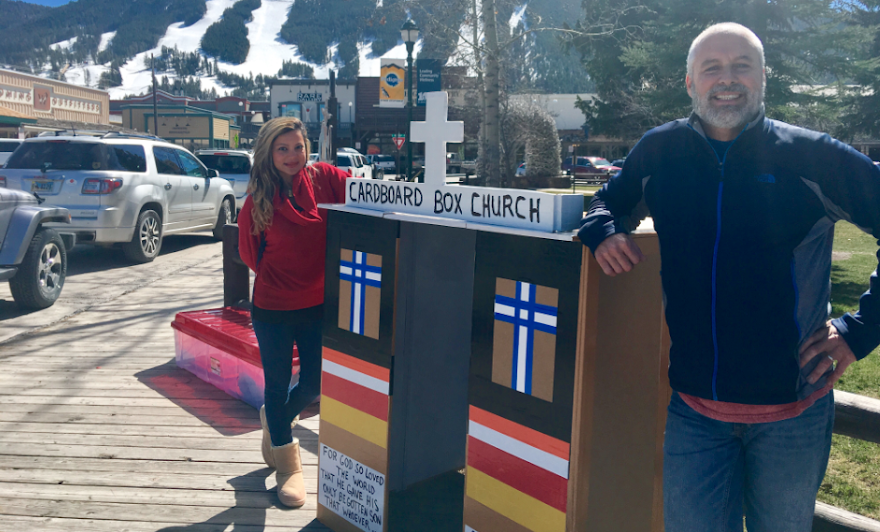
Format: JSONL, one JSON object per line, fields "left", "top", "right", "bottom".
{"left": 319, "top": 444, "right": 385, "bottom": 532}
{"left": 344, "top": 179, "right": 582, "bottom": 232}
{"left": 344, "top": 92, "right": 583, "bottom": 233}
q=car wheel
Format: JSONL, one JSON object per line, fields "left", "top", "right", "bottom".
{"left": 123, "top": 209, "right": 162, "bottom": 263}
{"left": 9, "top": 228, "right": 66, "bottom": 309}
{"left": 213, "top": 198, "right": 233, "bottom": 240}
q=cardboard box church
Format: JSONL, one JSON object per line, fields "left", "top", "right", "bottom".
{"left": 316, "top": 92, "right": 670, "bottom": 532}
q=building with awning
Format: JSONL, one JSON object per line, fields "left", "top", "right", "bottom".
{"left": 0, "top": 68, "right": 117, "bottom": 138}
{"left": 0, "top": 105, "right": 37, "bottom": 130}
{"left": 120, "top": 103, "right": 240, "bottom": 150}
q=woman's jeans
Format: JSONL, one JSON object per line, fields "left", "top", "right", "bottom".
{"left": 663, "top": 391, "right": 834, "bottom": 532}
{"left": 252, "top": 317, "right": 323, "bottom": 447}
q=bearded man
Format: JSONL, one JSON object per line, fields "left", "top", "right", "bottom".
{"left": 578, "top": 23, "right": 880, "bottom": 532}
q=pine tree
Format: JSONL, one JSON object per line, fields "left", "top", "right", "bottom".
{"left": 841, "top": 1, "right": 880, "bottom": 141}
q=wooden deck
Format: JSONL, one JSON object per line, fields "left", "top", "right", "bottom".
{"left": 0, "top": 257, "right": 330, "bottom": 531}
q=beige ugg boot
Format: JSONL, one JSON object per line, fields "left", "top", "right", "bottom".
{"left": 272, "top": 438, "right": 306, "bottom": 508}
{"left": 260, "top": 405, "right": 300, "bottom": 469}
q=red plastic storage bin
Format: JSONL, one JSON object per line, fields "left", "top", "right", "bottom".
{"left": 171, "top": 307, "right": 300, "bottom": 408}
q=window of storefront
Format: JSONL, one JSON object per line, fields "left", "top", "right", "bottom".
{"left": 279, "top": 102, "right": 302, "bottom": 119}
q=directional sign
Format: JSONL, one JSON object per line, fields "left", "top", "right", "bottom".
{"left": 393, "top": 135, "right": 405, "bottom": 150}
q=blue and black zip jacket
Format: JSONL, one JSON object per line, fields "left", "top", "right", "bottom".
{"left": 578, "top": 112, "right": 880, "bottom": 405}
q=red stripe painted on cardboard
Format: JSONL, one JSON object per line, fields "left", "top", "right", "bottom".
{"left": 469, "top": 405, "right": 570, "bottom": 460}
{"left": 323, "top": 347, "right": 390, "bottom": 383}
{"left": 322, "top": 371, "right": 389, "bottom": 422}
{"left": 467, "top": 436, "right": 568, "bottom": 513}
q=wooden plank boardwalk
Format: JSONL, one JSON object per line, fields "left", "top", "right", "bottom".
{"left": 0, "top": 256, "right": 330, "bottom": 531}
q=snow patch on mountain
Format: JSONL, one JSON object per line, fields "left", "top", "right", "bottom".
{"left": 98, "top": 31, "right": 116, "bottom": 53}
{"left": 510, "top": 4, "right": 527, "bottom": 32}
{"left": 50, "top": 36, "right": 77, "bottom": 51}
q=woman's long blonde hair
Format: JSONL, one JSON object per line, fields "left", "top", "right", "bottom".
{"left": 247, "top": 117, "right": 312, "bottom": 234}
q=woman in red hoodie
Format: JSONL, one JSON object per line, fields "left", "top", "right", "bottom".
{"left": 238, "top": 117, "right": 348, "bottom": 508}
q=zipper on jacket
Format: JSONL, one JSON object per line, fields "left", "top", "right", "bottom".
{"left": 687, "top": 123, "right": 746, "bottom": 401}
{"left": 711, "top": 183, "right": 723, "bottom": 400}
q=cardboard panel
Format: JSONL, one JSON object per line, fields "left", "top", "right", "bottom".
{"left": 469, "top": 232, "right": 582, "bottom": 442}
{"left": 387, "top": 222, "right": 476, "bottom": 490}
{"left": 567, "top": 233, "right": 669, "bottom": 532}
{"left": 323, "top": 210, "right": 399, "bottom": 370}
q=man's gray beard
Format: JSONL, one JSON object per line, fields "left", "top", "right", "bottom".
{"left": 692, "top": 84, "right": 763, "bottom": 130}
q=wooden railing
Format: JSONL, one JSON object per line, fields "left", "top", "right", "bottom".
{"left": 813, "top": 390, "right": 880, "bottom": 531}
{"left": 222, "top": 224, "right": 250, "bottom": 308}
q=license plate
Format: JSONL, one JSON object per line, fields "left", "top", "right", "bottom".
{"left": 31, "top": 180, "right": 53, "bottom": 193}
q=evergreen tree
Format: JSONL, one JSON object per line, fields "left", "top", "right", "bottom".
{"left": 568, "top": 0, "right": 874, "bottom": 140}
{"left": 842, "top": 1, "right": 880, "bottom": 140}
{"left": 98, "top": 61, "right": 122, "bottom": 89}
{"left": 278, "top": 60, "right": 315, "bottom": 78}
{"left": 200, "top": 0, "right": 261, "bottom": 65}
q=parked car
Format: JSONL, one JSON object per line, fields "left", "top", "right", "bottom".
{"left": 0, "top": 188, "right": 71, "bottom": 308}
{"left": 367, "top": 154, "right": 396, "bottom": 175}
{"left": 195, "top": 149, "right": 253, "bottom": 216}
{"left": 309, "top": 153, "right": 319, "bottom": 165}
{"left": 562, "top": 156, "right": 622, "bottom": 183}
{"left": 336, "top": 152, "right": 373, "bottom": 179}
{"left": 362, "top": 155, "right": 384, "bottom": 180}
{"left": 0, "top": 132, "right": 236, "bottom": 263}
{"left": 445, "top": 153, "right": 477, "bottom": 175}
{"left": 0, "top": 139, "right": 22, "bottom": 167}
{"left": 611, "top": 158, "right": 626, "bottom": 168}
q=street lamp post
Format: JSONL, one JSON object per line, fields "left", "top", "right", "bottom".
{"left": 401, "top": 20, "right": 419, "bottom": 182}
{"left": 348, "top": 101, "right": 353, "bottom": 145}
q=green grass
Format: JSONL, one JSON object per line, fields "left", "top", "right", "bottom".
{"left": 819, "top": 221, "right": 880, "bottom": 519}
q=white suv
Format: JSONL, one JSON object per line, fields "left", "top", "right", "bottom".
{"left": 0, "top": 132, "right": 236, "bottom": 263}
{"left": 336, "top": 151, "right": 372, "bottom": 179}
{"left": 194, "top": 149, "right": 253, "bottom": 216}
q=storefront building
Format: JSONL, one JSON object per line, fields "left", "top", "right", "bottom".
{"left": 269, "top": 79, "right": 356, "bottom": 148}
{"left": 0, "top": 68, "right": 113, "bottom": 138}
{"left": 120, "top": 104, "right": 240, "bottom": 150}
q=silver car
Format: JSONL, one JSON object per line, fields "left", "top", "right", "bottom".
{"left": 0, "top": 139, "right": 22, "bottom": 167}
{"left": 194, "top": 149, "right": 253, "bottom": 216}
{"left": 0, "top": 133, "right": 236, "bottom": 263}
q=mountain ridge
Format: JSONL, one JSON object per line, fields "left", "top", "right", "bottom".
{"left": 0, "top": 0, "right": 592, "bottom": 99}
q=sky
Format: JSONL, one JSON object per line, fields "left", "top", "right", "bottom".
{"left": 19, "top": 0, "right": 72, "bottom": 6}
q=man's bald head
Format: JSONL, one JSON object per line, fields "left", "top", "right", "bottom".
{"left": 687, "top": 23, "right": 765, "bottom": 78}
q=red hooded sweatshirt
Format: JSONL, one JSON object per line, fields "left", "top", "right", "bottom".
{"left": 238, "top": 162, "right": 349, "bottom": 311}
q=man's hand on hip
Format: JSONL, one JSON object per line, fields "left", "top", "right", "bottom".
{"left": 594, "top": 233, "right": 645, "bottom": 276}
{"left": 799, "top": 321, "right": 857, "bottom": 385}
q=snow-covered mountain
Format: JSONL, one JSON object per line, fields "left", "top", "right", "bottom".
{"left": 52, "top": 0, "right": 422, "bottom": 99}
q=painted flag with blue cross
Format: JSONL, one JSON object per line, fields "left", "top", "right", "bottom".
{"left": 338, "top": 249, "right": 382, "bottom": 340}
{"left": 491, "top": 278, "right": 559, "bottom": 402}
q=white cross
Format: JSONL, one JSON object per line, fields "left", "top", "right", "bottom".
{"left": 409, "top": 91, "right": 464, "bottom": 187}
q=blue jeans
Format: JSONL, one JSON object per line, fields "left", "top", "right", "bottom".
{"left": 252, "top": 317, "right": 323, "bottom": 447}
{"left": 663, "top": 391, "right": 834, "bottom": 532}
